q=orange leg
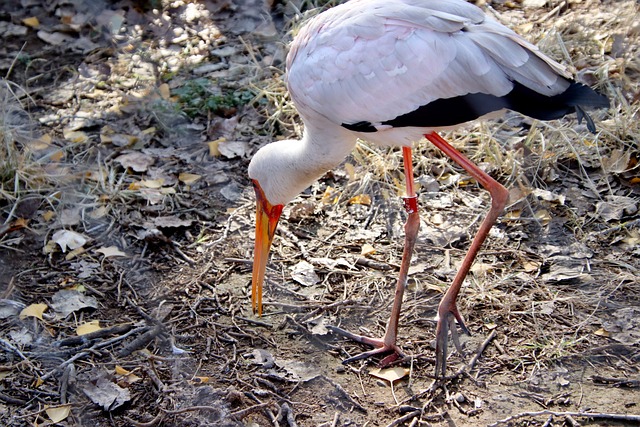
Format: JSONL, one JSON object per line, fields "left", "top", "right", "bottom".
{"left": 424, "top": 132, "right": 509, "bottom": 377}
{"left": 329, "top": 146, "right": 419, "bottom": 366}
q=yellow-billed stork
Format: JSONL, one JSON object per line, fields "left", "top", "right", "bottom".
{"left": 248, "top": 0, "right": 609, "bottom": 377}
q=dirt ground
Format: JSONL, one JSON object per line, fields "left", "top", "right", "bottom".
{"left": 0, "top": 0, "right": 639, "bottom": 426}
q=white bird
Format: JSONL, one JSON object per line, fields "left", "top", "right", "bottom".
{"left": 248, "top": 0, "right": 608, "bottom": 377}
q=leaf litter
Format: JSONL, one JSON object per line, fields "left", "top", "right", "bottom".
{"left": 0, "top": 0, "right": 638, "bottom": 426}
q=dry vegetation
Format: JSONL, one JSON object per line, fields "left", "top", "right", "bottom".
{"left": 0, "top": 0, "right": 638, "bottom": 426}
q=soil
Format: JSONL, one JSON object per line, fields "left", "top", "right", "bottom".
{"left": 0, "top": 0, "right": 638, "bottom": 426}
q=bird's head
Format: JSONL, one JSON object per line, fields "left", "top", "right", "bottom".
{"left": 248, "top": 135, "right": 353, "bottom": 316}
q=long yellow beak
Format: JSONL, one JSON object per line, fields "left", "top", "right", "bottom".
{"left": 252, "top": 180, "right": 283, "bottom": 316}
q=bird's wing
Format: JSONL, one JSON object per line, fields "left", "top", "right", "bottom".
{"left": 286, "top": 0, "right": 571, "bottom": 128}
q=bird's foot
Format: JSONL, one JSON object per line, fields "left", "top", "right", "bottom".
{"left": 434, "top": 303, "right": 470, "bottom": 378}
{"left": 327, "top": 326, "right": 405, "bottom": 366}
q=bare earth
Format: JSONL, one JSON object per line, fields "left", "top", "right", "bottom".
{"left": 0, "top": 0, "right": 638, "bottom": 426}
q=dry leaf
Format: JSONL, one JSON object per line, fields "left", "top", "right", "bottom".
{"left": 19, "top": 303, "right": 48, "bottom": 320}
{"left": 77, "top": 320, "right": 101, "bottom": 336}
{"left": 349, "top": 194, "right": 371, "bottom": 205}
{"left": 344, "top": 162, "right": 356, "bottom": 180}
{"left": 45, "top": 405, "right": 71, "bottom": 423}
{"left": 594, "top": 327, "right": 610, "bottom": 337}
{"left": 291, "top": 261, "right": 320, "bottom": 286}
{"left": 361, "top": 243, "right": 376, "bottom": 256}
{"left": 140, "top": 178, "right": 165, "bottom": 189}
{"left": 522, "top": 260, "right": 540, "bottom": 272}
{"left": 218, "top": 140, "right": 248, "bottom": 159}
{"left": 321, "top": 186, "right": 339, "bottom": 205}
{"left": 83, "top": 377, "right": 131, "bottom": 411}
{"left": 369, "top": 366, "right": 409, "bottom": 383}
{"left": 532, "top": 188, "right": 565, "bottom": 205}
{"left": 154, "top": 216, "right": 193, "bottom": 228}
{"left": 22, "top": 17, "right": 40, "bottom": 28}
{"left": 51, "top": 230, "right": 88, "bottom": 252}
{"left": 115, "top": 152, "right": 154, "bottom": 172}
{"left": 51, "top": 289, "right": 99, "bottom": 317}
{"left": 115, "top": 366, "right": 142, "bottom": 384}
{"left": 534, "top": 209, "right": 551, "bottom": 226}
{"left": 63, "top": 130, "right": 89, "bottom": 143}
{"left": 601, "top": 149, "right": 631, "bottom": 174}
{"left": 42, "top": 211, "right": 55, "bottom": 222}
{"left": 208, "top": 138, "right": 223, "bottom": 157}
{"left": 96, "top": 246, "right": 126, "bottom": 257}
{"left": 37, "top": 30, "right": 73, "bottom": 45}
{"left": 158, "top": 83, "right": 170, "bottom": 99}
{"left": 178, "top": 173, "right": 202, "bottom": 185}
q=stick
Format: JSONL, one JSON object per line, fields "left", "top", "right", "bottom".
{"left": 489, "top": 410, "right": 640, "bottom": 426}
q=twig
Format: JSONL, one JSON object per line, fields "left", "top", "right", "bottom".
{"left": 489, "top": 410, "right": 640, "bottom": 426}
{"left": 355, "top": 257, "right": 394, "bottom": 271}
{"left": 228, "top": 402, "right": 271, "bottom": 420}
{"left": 331, "top": 411, "right": 339, "bottom": 427}
{"left": 323, "top": 375, "right": 367, "bottom": 413}
{"left": 591, "top": 375, "right": 640, "bottom": 388}
{"left": 123, "top": 412, "right": 164, "bottom": 427}
{"left": 237, "top": 316, "right": 274, "bottom": 328}
{"left": 385, "top": 409, "right": 421, "bottom": 427}
{"left": 40, "top": 326, "right": 145, "bottom": 381}
{"left": 455, "top": 329, "right": 497, "bottom": 376}
{"left": 56, "top": 323, "right": 135, "bottom": 347}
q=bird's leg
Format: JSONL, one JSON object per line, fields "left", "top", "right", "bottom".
{"left": 329, "top": 147, "right": 419, "bottom": 366}
{"left": 424, "top": 132, "right": 509, "bottom": 378}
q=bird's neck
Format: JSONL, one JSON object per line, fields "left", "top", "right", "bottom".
{"left": 300, "top": 119, "right": 357, "bottom": 174}
{"left": 249, "top": 119, "right": 357, "bottom": 206}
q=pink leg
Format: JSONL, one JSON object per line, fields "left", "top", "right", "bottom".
{"left": 329, "top": 146, "right": 420, "bottom": 366}
{"left": 424, "top": 132, "right": 509, "bottom": 377}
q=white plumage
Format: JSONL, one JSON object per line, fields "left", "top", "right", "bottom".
{"left": 248, "top": 0, "right": 608, "bottom": 377}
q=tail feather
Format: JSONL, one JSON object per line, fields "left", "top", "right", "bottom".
{"left": 505, "top": 81, "right": 609, "bottom": 133}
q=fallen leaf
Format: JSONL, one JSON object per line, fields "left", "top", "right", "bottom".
{"left": 22, "top": 17, "right": 40, "bottom": 28}
{"left": 63, "top": 130, "right": 89, "bottom": 143}
{"left": 208, "top": 138, "right": 223, "bottom": 157}
{"left": 218, "top": 140, "right": 248, "bottom": 159}
{"left": 178, "top": 173, "right": 202, "bottom": 185}
{"left": 344, "top": 162, "right": 356, "bottom": 180}
{"left": 534, "top": 209, "right": 551, "bottom": 226}
{"left": 95, "top": 246, "right": 126, "bottom": 257}
{"left": 291, "top": 261, "right": 320, "bottom": 286}
{"left": 594, "top": 327, "right": 610, "bottom": 337}
{"left": 141, "top": 178, "right": 165, "bottom": 189}
{"left": 37, "top": 30, "right": 73, "bottom": 45}
{"left": 349, "top": 194, "right": 371, "bottom": 205}
{"left": 601, "top": 149, "right": 631, "bottom": 174}
{"left": 522, "top": 260, "right": 540, "bottom": 272}
{"left": 83, "top": 377, "right": 131, "bottom": 411}
{"left": 595, "top": 196, "right": 638, "bottom": 222}
{"left": 154, "top": 216, "right": 193, "bottom": 228}
{"left": 321, "top": 186, "right": 339, "bottom": 205}
{"left": 158, "top": 83, "right": 170, "bottom": 99}
{"left": 191, "top": 376, "right": 212, "bottom": 384}
{"left": 42, "top": 210, "right": 55, "bottom": 222}
{"left": 19, "top": 303, "right": 48, "bottom": 320}
{"left": 51, "top": 230, "right": 88, "bottom": 252}
{"left": 45, "top": 405, "right": 71, "bottom": 423}
{"left": 51, "top": 289, "right": 99, "bottom": 317}
{"left": 361, "top": 243, "right": 376, "bottom": 256}
{"left": 369, "top": 367, "right": 409, "bottom": 383}
{"left": 114, "top": 366, "right": 142, "bottom": 384}
{"left": 0, "top": 299, "right": 25, "bottom": 319}
{"left": 115, "top": 152, "right": 154, "bottom": 172}
{"left": 531, "top": 188, "right": 565, "bottom": 205}
{"left": 77, "top": 320, "right": 102, "bottom": 336}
